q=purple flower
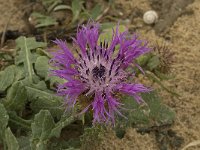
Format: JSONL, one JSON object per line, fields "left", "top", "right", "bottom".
{"left": 50, "top": 22, "right": 151, "bottom": 124}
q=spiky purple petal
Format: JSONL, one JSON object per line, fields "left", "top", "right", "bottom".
{"left": 50, "top": 22, "right": 151, "bottom": 125}
{"left": 115, "top": 83, "right": 151, "bottom": 103}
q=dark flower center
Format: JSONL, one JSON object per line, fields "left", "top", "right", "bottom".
{"left": 92, "top": 64, "right": 106, "bottom": 79}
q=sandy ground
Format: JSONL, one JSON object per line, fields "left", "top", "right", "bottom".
{"left": 167, "top": 1, "right": 200, "bottom": 149}
{"left": 0, "top": 0, "right": 200, "bottom": 149}
{"left": 0, "top": 0, "right": 27, "bottom": 31}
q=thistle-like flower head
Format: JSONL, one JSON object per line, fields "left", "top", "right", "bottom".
{"left": 50, "top": 22, "right": 151, "bottom": 124}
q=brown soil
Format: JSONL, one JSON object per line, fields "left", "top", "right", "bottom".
{"left": 0, "top": 0, "right": 200, "bottom": 149}
{"left": 0, "top": 0, "right": 27, "bottom": 31}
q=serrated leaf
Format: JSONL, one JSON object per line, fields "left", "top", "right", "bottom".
{"left": 0, "top": 103, "right": 9, "bottom": 137}
{"left": 0, "top": 65, "right": 15, "bottom": 91}
{"left": 5, "top": 127, "right": 19, "bottom": 150}
{"left": 15, "top": 36, "right": 47, "bottom": 83}
{"left": 15, "top": 52, "right": 39, "bottom": 66}
{"left": 31, "top": 110, "right": 55, "bottom": 150}
{"left": 50, "top": 116, "right": 75, "bottom": 138}
{"left": 15, "top": 36, "right": 46, "bottom": 61}
{"left": 5, "top": 81, "right": 27, "bottom": 111}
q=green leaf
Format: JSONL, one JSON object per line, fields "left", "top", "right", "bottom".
{"left": 5, "top": 127, "right": 19, "bottom": 150}
{"left": 99, "top": 25, "right": 126, "bottom": 44}
{"left": 81, "top": 127, "right": 105, "bottom": 150}
{"left": 48, "top": 75, "right": 65, "bottom": 89}
{"left": 15, "top": 36, "right": 47, "bottom": 82}
{"left": 5, "top": 81, "right": 27, "bottom": 111}
{"left": 30, "top": 96, "right": 63, "bottom": 119}
{"left": 42, "top": 0, "right": 62, "bottom": 12}
{"left": 8, "top": 111, "right": 31, "bottom": 131}
{"left": 53, "top": 5, "right": 71, "bottom": 11}
{"left": 15, "top": 36, "right": 47, "bottom": 53}
{"left": 50, "top": 116, "right": 75, "bottom": 138}
{"left": 14, "top": 65, "right": 25, "bottom": 81}
{"left": 0, "top": 65, "right": 15, "bottom": 91}
{"left": 35, "top": 56, "right": 49, "bottom": 78}
{"left": 0, "top": 103, "right": 9, "bottom": 138}
{"left": 17, "top": 136, "right": 31, "bottom": 150}
{"left": 42, "top": 0, "right": 61, "bottom": 8}
{"left": 119, "top": 91, "right": 175, "bottom": 129}
{"left": 24, "top": 81, "right": 63, "bottom": 118}
{"left": 48, "top": 138, "right": 80, "bottom": 150}
{"left": 31, "top": 110, "right": 55, "bottom": 150}
{"left": 34, "top": 56, "right": 64, "bottom": 88}
{"left": 136, "top": 54, "right": 151, "bottom": 67}
{"left": 66, "top": 148, "right": 80, "bottom": 150}
{"left": 48, "top": 0, "right": 62, "bottom": 12}
{"left": 25, "top": 81, "right": 55, "bottom": 99}
{"left": 147, "top": 55, "right": 160, "bottom": 71}
{"left": 100, "top": 22, "right": 115, "bottom": 30}
{"left": 30, "top": 12, "right": 58, "bottom": 28}
{"left": 90, "top": 4, "right": 102, "bottom": 19}
{"left": 142, "top": 92, "right": 175, "bottom": 125}
{"left": 71, "top": 0, "right": 83, "bottom": 23}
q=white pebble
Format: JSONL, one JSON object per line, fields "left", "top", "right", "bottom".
{"left": 143, "top": 10, "right": 158, "bottom": 25}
